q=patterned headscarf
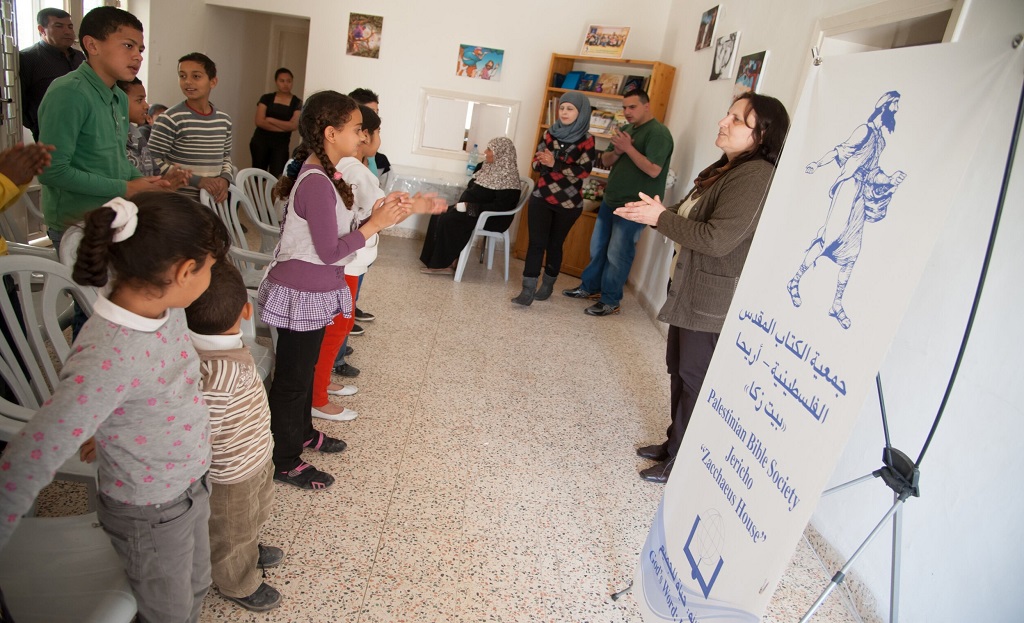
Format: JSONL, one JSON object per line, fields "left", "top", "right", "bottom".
{"left": 472, "top": 137, "right": 520, "bottom": 191}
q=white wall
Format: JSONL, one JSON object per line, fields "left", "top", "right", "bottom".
{"left": 136, "top": 0, "right": 1024, "bottom": 619}
{"left": 200, "top": 0, "right": 673, "bottom": 233}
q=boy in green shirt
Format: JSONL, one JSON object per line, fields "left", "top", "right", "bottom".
{"left": 36, "top": 6, "right": 178, "bottom": 243}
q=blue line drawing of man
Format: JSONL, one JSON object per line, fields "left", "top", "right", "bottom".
{"left": 787, "top": 91, "right": 907, "bottom": 330}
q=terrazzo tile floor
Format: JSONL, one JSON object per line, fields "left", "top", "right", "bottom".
{"left": 37, "top": 236, "right": 863, "bottom": 622}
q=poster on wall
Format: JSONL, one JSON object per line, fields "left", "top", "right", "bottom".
{"left": 346, "top": 13, "right": 382, "bottom": 59}
{"left": 733, "top": 51, "right": 767, "bottom": 97}
{"left": 580, "top": 25, "right": 630, "bottom": 59}
{"left": 695, "top": 5, "right": 720, "bottom": 51}
{"left": 710, "top": 31, "right": 740, "bottom": 80}
{"left": 635, "top": 37, "right": 1019, "bottom": 623}
{"left": 456, "top": 44, "right": 504, "bottom": 81}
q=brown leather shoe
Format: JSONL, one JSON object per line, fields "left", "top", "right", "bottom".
{"left": 636, "top": 444, "right": 669, "bottom": 461}
{"left": 639, "top": 459, "right": 674, "bottom": 484}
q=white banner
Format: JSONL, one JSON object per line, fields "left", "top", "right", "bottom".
{"left": 636, "top": 39, "right": 1021, "bottom": 621}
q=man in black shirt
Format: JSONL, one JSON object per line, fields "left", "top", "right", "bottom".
{"left": 19, "top": 8, "right": 86, "bottom": 141}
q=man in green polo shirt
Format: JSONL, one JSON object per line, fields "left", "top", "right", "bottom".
{"left": 36, "top": 6, "right": 169, "bottom": 247}
{"left": 563, "top": 89, "right": 674, "bottom": 316}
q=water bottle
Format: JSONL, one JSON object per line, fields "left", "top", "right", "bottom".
{"left": 466, "top": 143, "right": 481, "bottom": 177}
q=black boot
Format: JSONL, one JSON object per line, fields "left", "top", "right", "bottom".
{"left": 534, "top": 272, "right": 557, "bottom": 301}
{"left": 511, "top": 276, "right": 538, "bottom": 306}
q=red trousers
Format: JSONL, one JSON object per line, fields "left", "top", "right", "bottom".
{"left": 312, "top": 274, "right": 358, "bottom": 407}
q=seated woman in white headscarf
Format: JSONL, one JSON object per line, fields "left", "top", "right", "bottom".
{"left": 419, "top": 137, "right": 521, "bottom": 275}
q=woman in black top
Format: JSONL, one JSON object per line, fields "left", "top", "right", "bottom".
{"left": 419, "top": 137, "right": 521, "bottom": 274}
{"left": 248, "top": 67, "right": 302, "bottom": 176}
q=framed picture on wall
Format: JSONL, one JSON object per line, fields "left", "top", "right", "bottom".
{"left": 695, "top": 5, "right": 719, "bottom": 51}
{"left": 733, "top": 50, "right": 767, "bottom": 97}
{"left": 347, "top": 13, "right": 382, "bottom": 59}
{"left": 710, "top": 31, "right": 740, "bottom": 81}
{"left": 456, "top": 44, "right": 504, "bottom": 81}
{"left": 580, "top": 25, "right": 630, "bottom": 59}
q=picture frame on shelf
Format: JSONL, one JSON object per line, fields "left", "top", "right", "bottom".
{"left": 580, "top": 25, "right": 630, "bottom": 59}
{"left": 695, "top": 5, "right": 719, "bottom": 51}
{"left": 733, "top": 50, "right": 767, "bottom": 97}
{"left": 710, "top": 31, "right": 740, "bottom": 81}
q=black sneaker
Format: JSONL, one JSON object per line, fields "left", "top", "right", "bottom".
{"left": 584, "top": 302, "right": 621, "bottom": 316}
{"left": 274, "top": 461, "right": 335, "bottom": 490}
{"left": 562, "top": 285, "right": 600, "bottom": 299}
{"left": 344, "top": 345, "right": 354, "bottom": 357}
{"left": 303, "top": 431, "right": 347, "bottom": 453}
{"left": 333, "top": 362, "right": 360, "bottom": 377}
{"left": 221, "top": 582, "right": 282, "bottom": 612}
{"left": 355, "top": 307, "right": 375, "bottom": 322}
{"left": 350, "top": 324, "right": 365, "bottom": 336}
{"left": 257, "top": 544, "right": 284, "bottom": 568}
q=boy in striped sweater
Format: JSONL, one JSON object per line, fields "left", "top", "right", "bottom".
{"left": 149, "top": 52, "right": 233, "bottom": 202}
{"left": 185, "top": 262, "right": 282, "bottom": 612}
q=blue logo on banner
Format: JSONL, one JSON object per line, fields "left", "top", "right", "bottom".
{"left": 683, "top": 513, "right": 725, "bottom": 598}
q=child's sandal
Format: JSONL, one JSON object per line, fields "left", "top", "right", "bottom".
{"left": 273, "top": 461, "right": 335, "bottom": 490}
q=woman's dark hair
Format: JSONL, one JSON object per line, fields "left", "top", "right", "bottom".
{"left": 731, "top": 92, "right": 790, "bottom": 167}
{"left": 73, "top": 192, "right": 229, "bottom": 294}
{"left": 272, "top": 91, "right": 358, "bottom": 206}
{"left": 359, "top": 104, "right": 381, "bottom": 135}
{"left": 79, "top": 7, "right": 143, "bottom": 58}
{"left": 274, "top": 67, "right": 293, "bottom": 80}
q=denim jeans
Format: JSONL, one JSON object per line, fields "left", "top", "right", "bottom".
{"left": 579, "top": 201, "right": 646, "bottom": 307}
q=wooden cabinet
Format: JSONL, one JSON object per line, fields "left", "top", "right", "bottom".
{"left": 513, "top": 53, "right": 676, "bottom": 276}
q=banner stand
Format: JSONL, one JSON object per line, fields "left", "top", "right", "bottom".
{"left": 802, "top": 35, "right": 1024, "bottom": 623}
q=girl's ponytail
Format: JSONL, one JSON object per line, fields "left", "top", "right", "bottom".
{"left": 273, "top": 143, "right": 311, "bottom": 201}
{"left": 72, "top": 207, "right": 118, "bottom": 287}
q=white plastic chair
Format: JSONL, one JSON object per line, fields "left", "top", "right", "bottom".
{"left": 0, "top": 512, "right": 136, "bottom": 622}
{"left": 454, "top": 177, "right": 533, "bottom": 283}
{"left": 235, "top": 168, "right": 282, "bottom": 253}
{"left": 199, "top": 186, "right": 274, "bottom": 290}
{"left": 0, "top": 255, "right": 99, "bottom": 506}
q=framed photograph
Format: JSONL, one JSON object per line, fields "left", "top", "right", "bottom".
{"left": 580, "top": 25, "right": 630, "bottom": 59}
{"left": 695, "top": 5, "right": 720, "bottom": 51}
{"left": 733, "top": 50, "right": 767, "bottom": 98}
{"left": 710, "top": 31, "right": 740, "bottom": 81}
{"left": 346, "top": 13, "right": 383, "bottom": 59}
{"left": 456, "top": 44, "right": 504, "bottom": 81}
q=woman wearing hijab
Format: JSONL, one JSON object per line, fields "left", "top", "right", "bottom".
{"left": 614, "top": 92, "right": 790, "bottom": 483}
{"left": 420, "top": 137, "right": 521, "bottom": 275}
{"left": 513, "top": 92, "right": 597, "bottom": 306}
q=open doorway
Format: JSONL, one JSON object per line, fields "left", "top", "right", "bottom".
{"left": 203, "top": 5, "right": 309, "bottom": 170}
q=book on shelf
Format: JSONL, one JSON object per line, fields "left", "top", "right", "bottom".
{"left": 595, "top": 73, "right": 623, "bottom": 95}
{"left": 577, "top": 73, "right": 600, "bottom": 91}
{"left": 620, "top": 74, "right": 645, "bottom": 95}
{"left": 612, "top": 109, "right": 627, "bottom": 129}
{"left": 588, "top": 109, "right": 615, "bottom": 134}
{"left": 545, "top": 95, "right": 559, "bottom": 127}
{"left": 561, "top": 71, "right": 584, "bottom": 90}
{"left": 552, "top": 73, "right": 566, "bottom": 88}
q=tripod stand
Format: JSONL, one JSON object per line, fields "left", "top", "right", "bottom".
{"left": 801, "top": 36, "right": 1024, "bottom": 622}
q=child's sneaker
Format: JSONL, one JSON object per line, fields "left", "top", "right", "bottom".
{"left": 303, "top": 431, "right": 347, "bottom": 453}
{"left": 274, "top": 461, "right": 334, "bottom": 490}
{"left": 221, "top": 582, "right": 282, "bottom": 612}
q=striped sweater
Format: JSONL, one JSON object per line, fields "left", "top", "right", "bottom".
{"left": 191, "top": 333, "right": 273, "bottom": 485}
{"left": 148, "top": 100, "right": 234, "bottom": 199}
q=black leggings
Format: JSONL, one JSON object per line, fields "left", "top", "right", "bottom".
{"left": 523, "top": 196, "right": 582, "bottom": 278}
{"left": 267, "top": 326, "right": 324, "bottom": 471}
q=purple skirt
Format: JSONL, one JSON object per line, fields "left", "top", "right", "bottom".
{"left": 257, "top": 279, "right": 352, "bottom": 332}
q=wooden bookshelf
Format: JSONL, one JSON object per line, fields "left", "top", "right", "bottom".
{"left": 513, "top": 53, "right": 676, "bottom": 277}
